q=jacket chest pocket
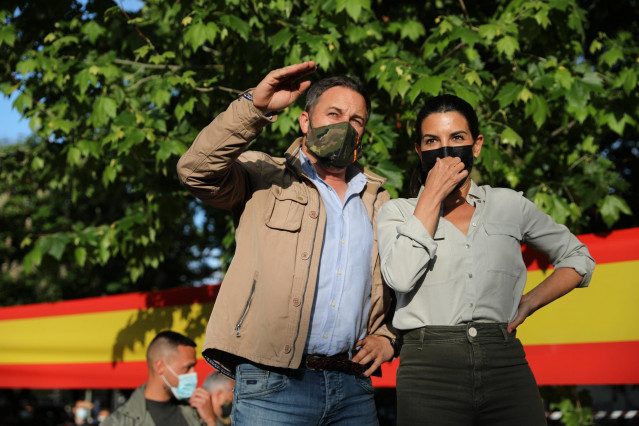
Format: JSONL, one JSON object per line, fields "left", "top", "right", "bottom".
{"left": 264, "top": 186, "right": 308, "bottom": 232}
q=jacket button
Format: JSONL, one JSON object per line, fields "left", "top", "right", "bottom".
{"left": 309, "top": 211, "right": 318, "bottom": 219}
{"left": 292, "top": 297, "right": 301, "bottom": 307}
{"left": 284, "top": 345, "right": 291, "bottom": 353}
{"left": 301, "top": 252, "right": 309, "bottom": 260}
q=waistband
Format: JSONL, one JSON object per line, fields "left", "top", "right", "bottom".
{"left": 401, "top": 323, "right": 515, "bottom": 343}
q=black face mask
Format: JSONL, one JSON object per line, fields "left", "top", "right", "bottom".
{"left": 420, "top": 145, "right": 474, "bottom": 190}
{"left": 220, "top": 401, "right": 232, "bottom": 419}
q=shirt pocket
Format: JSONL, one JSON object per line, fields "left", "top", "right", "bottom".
{"left": 482, "top": 221, "right": 523, "bottom": 277}
{"left": 264, "top": 185, "right": 308, "bottom": 232}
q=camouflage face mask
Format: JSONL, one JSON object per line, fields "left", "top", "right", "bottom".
{"left": 305, "top": 121, "right": 361, "bottom": 169}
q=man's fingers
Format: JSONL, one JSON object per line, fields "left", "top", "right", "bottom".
{"left": 363, "top": 359, "right": 382, "bottom": 377}
{"left": 268, "top": 61, "right": 316, "bottom": 85}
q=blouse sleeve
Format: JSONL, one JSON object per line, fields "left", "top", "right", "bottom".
{"left": 519, "top": 195, "right": 595, "bottom": 287}
{"left": 377, "top": 200, "right": 439, "bottom": 293}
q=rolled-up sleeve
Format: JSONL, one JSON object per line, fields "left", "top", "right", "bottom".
{"left": 377, "top": 201, "right": 438, "bottom": 293}
{"left": 520, "top": 196, "right": 595, "bottom": 287}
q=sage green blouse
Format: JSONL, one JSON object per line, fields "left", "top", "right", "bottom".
{"left": 377, "top": 181, "right": 595, "bottom": 330}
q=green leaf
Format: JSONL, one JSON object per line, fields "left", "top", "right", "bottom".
{"left": 496, "top": 36, "right": 519, "bottom": 59}
{"left": 270, "top": 28, "right": 294, "bottom": 50}
{"left": 82, "top": 20, "right": 105, "bottom": 44}
{"left": 478, "top": 24, "right": 499, "bottom": 42}
{"left": 565, "top": 80, "right": 590, "bottom": 109}
{"left": 336, "top": 0, "right": 371, "bottom": 21}
{"left": 407, "top": 75, "right": 444, "bottom": 103}
{"left": 156, "top": 139, "right": 187, "bottom": 162}
{"left": 23, "top": 245, "right": 42, "bottom": 274}
{"left": 372, "top": 159, "right": 403, "bottom": 196}
{"left": 525, "top": 95, "right": 550, "bottom": 128}
{"left": 464, "top": 70, "right": 482, "bottom": 87}
{"left": 555, "top": 67, "right": 574, "bottom": 89}
{"left": 75, "top": 247, "right": 87, "bottom": 267}
{"left": 102, "top": 165, "right": 117, "bottom": 187}
{"left": 314, "top": 45, "right": 332, "bottom": 70}
{"left": 12, "top": 92, "right": 33, "bottom": 113}
{"left": 67, "top": 146, "right": 82, "bottom": 165}
{"left": 175, "top": 97, "right": 197, "bottom": 121}
{"left": 495, "top": 82, "right": 520, "bottom": 108}
{"left": 500, "top": 126, "right": 523, "bottom": 147}
{"left": 92, "top": 96, "right": 117, "bottom": 127}
{"left": 615, "top": 68, "right": 637, "bottom": 94}
{"left": 220, "top": 15, "right": 250, "bottom": 41}
{"left": 599, "top": 47, "right": 623, "bottom": 67}
{"left": 78, "top": 140, "right": 101, "bottom": 159}
{"left": 605, "top": 113, "right": 626, "bottom": 135}
{"left": 599, "top": 195, "right": 632, "bottom": 227}
{"left": 400, "top": 20, "right": 425, "bottom": 41}
{"left": 517, "top": 87, "right": 532, "bottom": 103}
{"left": 184, "top": 21, "right": 219, "bottom": 51}
{"left": 0, "top": 25, "right": 16, "bottom": 47}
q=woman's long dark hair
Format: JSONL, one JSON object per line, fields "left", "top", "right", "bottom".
{"left": 409, "top": 95, "right": 480, "bottom": 196}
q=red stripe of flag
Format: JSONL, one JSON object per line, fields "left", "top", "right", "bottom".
{"left": 0, "top": 285, "right": 220, "bottom": 321}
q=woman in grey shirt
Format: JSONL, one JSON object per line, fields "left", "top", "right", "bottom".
{"left": 377, "top": 95, "right": 595, "bottom": 425}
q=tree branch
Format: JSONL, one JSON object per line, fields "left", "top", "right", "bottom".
{"left": 459, "top": 0, "right": 470, "bottom": 20}
{"left": 113, "top": 58, "right": 181, "bottom": 71}
{"left": 117, "top": 1, "right": 160, "bottom": 57}
{"left": 549, "top": 120, "right": 577, "bottom": 139}
{"left": 194, "top": 86, "right": 242, "bottom": 95}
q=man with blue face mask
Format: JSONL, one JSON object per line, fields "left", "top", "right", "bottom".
{"left": 101, "top": 331, "right": 216, "bottom": 426}
{"left": 178, "top": 62, "right": 398, "bottom": 425}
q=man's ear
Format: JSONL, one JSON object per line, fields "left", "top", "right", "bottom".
{"left": 153, "top": 358, "right": 165, "bottom": 376}
{"left": 299, "top": 111, "right": 310, "bottom": 135}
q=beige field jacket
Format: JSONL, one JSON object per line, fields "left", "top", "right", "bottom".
{"left": 177, "top": 93, "right": 396, "bottom": 377}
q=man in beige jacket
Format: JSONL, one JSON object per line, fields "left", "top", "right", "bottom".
{"left": 177, "top": 62, "right": 397, "bottom": 425}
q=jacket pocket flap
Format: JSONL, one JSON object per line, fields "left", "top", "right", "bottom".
{"left": 271, "top": 186, "right": 308, "bottom": 204}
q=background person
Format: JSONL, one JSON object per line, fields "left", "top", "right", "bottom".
{"left": 102, "top": 330, "right": 216, "bottom": 426}
{"left": 201, "top": 372, "right": 234, "bottom": 426}
{"left": 177, "top": 61, "right": 398, "bottom": 425}
{"left": 377, "top": 94, "right": 595, "bottom": 425}
{"left": 72, "top": 400, "right": 95, "bottom": 425}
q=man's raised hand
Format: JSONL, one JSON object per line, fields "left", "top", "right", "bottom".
{"left": 253, "top": 61, "right": 316, "bottom": 115}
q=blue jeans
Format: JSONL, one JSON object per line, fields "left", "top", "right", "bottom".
{"left": 232, "top": 362, "right": 379, "bottom": 425}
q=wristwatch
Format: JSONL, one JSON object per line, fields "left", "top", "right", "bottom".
{"left": 381, "top": 335, "right": 402, "bottom": 358}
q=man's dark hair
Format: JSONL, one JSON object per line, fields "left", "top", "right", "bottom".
{"left": 146, "top": 330, "right": 196, "bottom": 367}
{"left": 304, "top": 76, "right": 371, "bottom": 120}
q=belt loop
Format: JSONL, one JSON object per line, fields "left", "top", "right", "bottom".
{"left": 347, "top": 349, "right": 353, "bottom": 360}
{"left": 419, "top": 327, "right": 425, "bottom": 350}
{"left": 500, "top": 324, "right": 509, "bottom": 342}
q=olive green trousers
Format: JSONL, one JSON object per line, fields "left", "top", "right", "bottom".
{"left": 396, "top": 323, "right": 546, "bottom": 426}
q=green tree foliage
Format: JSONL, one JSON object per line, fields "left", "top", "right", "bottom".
{"left": 1, "top": 0, "right": 637, "bottom": 304}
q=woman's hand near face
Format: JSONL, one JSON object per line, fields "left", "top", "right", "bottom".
{"left": 413, "top": 157, "right": 468, "bottom": 236}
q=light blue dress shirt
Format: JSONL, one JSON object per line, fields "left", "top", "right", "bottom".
{"left": 300, "top": 151, "right": 374, "bottom": 356}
